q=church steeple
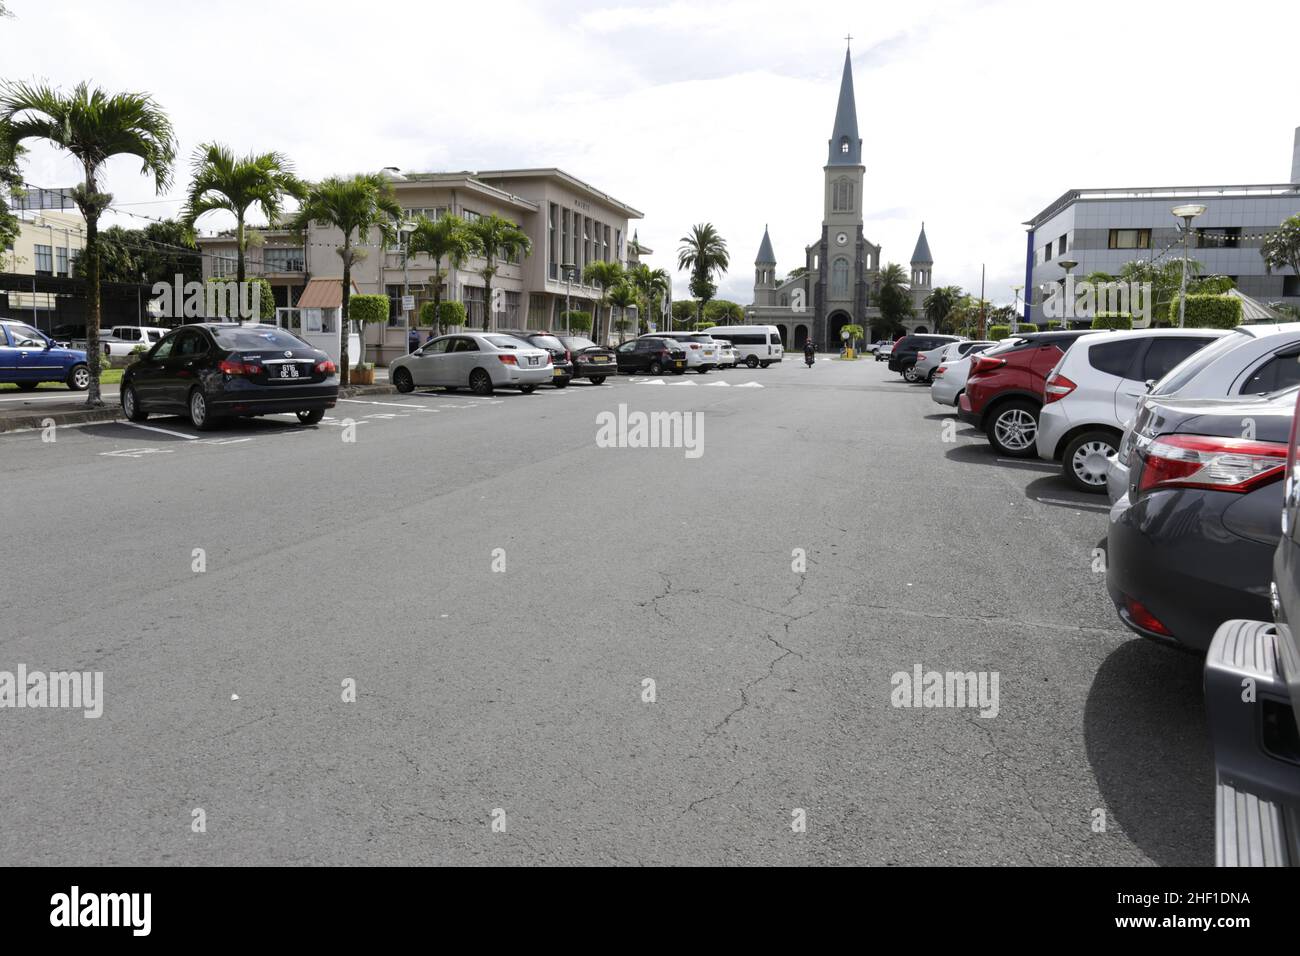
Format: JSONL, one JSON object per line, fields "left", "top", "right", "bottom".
{"left": 754, "top": 225, "right": 777, "bottom": 305}
{"left": 755, "top": 224, "right": 776, "bottom": 265}
{"left": 910, "top": 222, "right": 933, "bottom": 289}
{"left": 827, "top": 44, "right": 862, "bottom": 166}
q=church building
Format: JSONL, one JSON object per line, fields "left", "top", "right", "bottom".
{"left": 746, "top": 45, "right": 939, "bottom": 347}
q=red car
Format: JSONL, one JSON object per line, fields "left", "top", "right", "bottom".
{"left": 957, "top": 330, "right": 1094, "bottom": 457}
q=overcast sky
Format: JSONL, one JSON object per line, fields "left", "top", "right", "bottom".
{"left": 4, "top": 0, "right": 1298, "bottom": 305}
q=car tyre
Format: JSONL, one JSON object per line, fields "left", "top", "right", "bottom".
{"left": 296, "top": 409, "right": 325, "bottom": 425}
{"left": 553, "top": 381, "right": 568, "bottom": 389}
{"left": 393, "top": 367, "right": 414, "bottom": 393}
{"left": 649, "top": 361, "right": 663, "bottom": 374}
{"left": 188, "top": 388, "right": 219, "bottom": 431}
{"left": 590, "top": 376, "right": 606, "bottom": 385}
{"left": 67, "top": 363, "right": 90, "bottom": 391}
{"left": 696, "top": 367, "right": 708, "bottom": 374}
{"left": 16, "top": 381, "right": 39, "bottom": 391}
{"left": 903, "top": 365, "right": 921, "bottom": 383}
{"left": 122, "top": 383, "right": 148, "bottom": 422}
{"left": 520, "top": 384, "right": 537, "bottom": 394}
{"left": 986, "top": 399, "right": 1039, "bottom": 458}
{"left": 1062, "top": 429, "right": 1120, "bottom": 494}
{"left": 746, "top": 355, "right": 759, "bottom": 368}
{"left": 469, "top": 369, "right": 494, "bottom": 396}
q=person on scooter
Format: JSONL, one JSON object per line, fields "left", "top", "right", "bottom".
{"left": 804, "top": 339, "right": 816, "bottom": 367}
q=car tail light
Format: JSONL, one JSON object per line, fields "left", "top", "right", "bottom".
{"left": 1124, "top": 596, "right": 1172, "bottom": 636}
{"left": 218, "top": 358, "right": 260, "bottom": 375}
{"left": 935, "top": 365, "right": 947, "bottom": 377}
{"left": 1137, "top": 434, "right": 1287, "bottom": 494}
{"left": 565, "top": 350, "right": 571, "bottom": 362}
{"left": 971, "top": 355, "right": 1006, "bottom": 376}
{"left": 1043, "top": 372, "right": 1077, "bottom": 404}
{"left": 689, "top": 343, "right": 700, "bottom": 349}
{"left": 498, "top": 354, "right": 517, "bottom": 365}
{"left": 315, "top": 359, "right": 337, "bottom": 375}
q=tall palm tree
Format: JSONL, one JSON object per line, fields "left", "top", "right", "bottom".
{"left": 608, "top": 281, "right": 638, "bottom": 343}
{"left": 406, "top": 211, "right": 475, "bottom": 333}
{"left": 463, "top": 213, "right": 531, "bottom": 329}
{"left": 923, "top": 284, "right": 962, "bottom": 332}
{"left": 0, "top": 81, "right": 176, "bottom": 406}
{"left": 583, "top": 260, "right": 624, "bottom": 343}
{"left": 677, "top": 223, "right": 729, "bottom": 325}
{"left": 628, "top": 263, "right": 670, "bottom": 333}
{"left": 288, "top": 173, "right": 401, "bottom": 387}
{"left": 181, "top": 143, "right": 306, "bottom": 316}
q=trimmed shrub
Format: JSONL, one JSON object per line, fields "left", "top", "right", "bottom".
{"left": 438, "top": 300, "right": 467, "bottom": 330}
{"left": 1015, "top": 322, "right": 1038, "bottom": 333}
{"left": 417, "top": 301, "right": 438, "bottom": 328}
{"left": 1091, "top": 312, "right": 1133, "bottom": 331}
{"left": 1166, "top": 293, "right": 1242, "bottom": 329}
{"left": 988, "top": 324, "right": 1012, "bottom": 341}
{"left": 347, "top": 294, "right": 389, "bottom": 328}
{"left": 1044, "top": 321, "right": 1062, "bottom": 331}
{"left": 562, "top": 310, "right": 592, "bottom": 333}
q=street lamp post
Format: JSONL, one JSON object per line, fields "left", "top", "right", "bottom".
{"left": 1172, "top": 204, "right": 1207, "bottom": 329}
{"left": 1057, "top": 258, "right": 1078, "bottom": 328}
{"left": 1011, "top": 285, "right": 1023, "bottom": 334}
{"left": 561, "top": 261, "right": 575, "bottom": 335}
{"left": 398, "top": 220, "right": 416, "bottom": 353}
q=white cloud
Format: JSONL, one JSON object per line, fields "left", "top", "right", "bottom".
{"left": 3, "top": 0, "right": 1297, "bottom": 306}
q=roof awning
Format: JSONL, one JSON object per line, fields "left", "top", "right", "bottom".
{"left": 296, "top": 277, "right": 359, "bottom": 309}
{"left": 1225, "top": 287, "right": 1283, "bottom": 322}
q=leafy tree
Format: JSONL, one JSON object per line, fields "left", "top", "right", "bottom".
{"left": 72, "top": 220, "right": 201, "bottom": 286}
{"left": 407, "top": 211, "right": 474, "bottom": 332}
{"left": 1, "top": 80, "right": 176, "bottom": 406}
{"left": 346, "top": 294, "right": 389, "bottom": 366}
{"left": 608, "top": 281, "right": 638, "bottom": 343}
{"left": 1117, "top": 257, "right": 1201, "bottom": 324}
{"left": 627, "top": 263, "right": 669, "bottom": 334}
{"left": 923, "top": 284, "right": 962, "bottom": 332}
{"left": 206, "top": 276, "right": 275, "bottom": 320}
{"left": 437, "top": 300, "right": 466, "bottom": 332}
{"left": 876, "top": 262, "right": 913, "bottom": 334}
{"left": 563, "top": 310, "right": 591, "bottom": 333}
{"left": 0, "top": 118, "right": 22, "bottom": 251}
{"left": 582, "top": 259, "right": 623, "bottom": 343}
{"left": 703, "top": 298, "right": 744, "bottom": 326}
{"left": 182, "top": 143, "right": 306, "bottom": 317}
{"left": 670, "top": 300, "right": 697, "bottom": 326}
{"left": 464, "top": 213, "right": 531, "bottom": 329}
{"left": 1262, "top": 215, "right": 1300, "bottom": 280}
{"left": 677, "top": 223, "right": 729, "bottom": 325}
{"left": 288, "top": 173, "right": 401, "bottom": 386}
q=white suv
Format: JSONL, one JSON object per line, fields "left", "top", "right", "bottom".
{"left": 638, "top": 332, "right": 717, "bottom": 373}
{"left": 1036, "top": 328, "right": 1228, "bottom": 492}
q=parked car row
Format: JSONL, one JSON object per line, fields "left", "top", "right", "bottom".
{"left": 910, "top": 321, "right": 1300, "bottom": 865}
{"left": 0, "top": 320, "right": 91, "bottom": 390}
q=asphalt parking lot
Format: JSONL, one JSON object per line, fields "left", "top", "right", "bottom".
{"left": 0, "top": 357, "right": 1210, "bottom": 865}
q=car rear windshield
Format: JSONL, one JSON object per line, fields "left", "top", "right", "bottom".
{"left": 1151, "top": 329, "right": 1251, "bottom": 396}
{"left": 686, "top": 334, "right": 715, "bottom": 343}
{"left": 562, "top": 337, "right": 598, "bottom": 350}
{"left": 485, "top": 335, "right": 531, "bottom": 349}
{"left": 526, "top": 334, "right": 564, "bottom": 350}
{"left": 211, "top": 327, "right": 309, "bottom": 350}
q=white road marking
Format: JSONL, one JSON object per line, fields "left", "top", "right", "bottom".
{"left": 99, "top": 447, "right": 176, "bottom": 459}
{"left": 339, "top": 398, "right": 436, "bottom": 410}
{"left": 735, "top": 382, "right": 764, "bottom": 388}
{"left": 705, "top": 381, "right": 730, "bottom": 387}
{"left": 996, "top": 458, "right": 1055, "bottom": 469}
{"left": 670, "top": 379, "right": 698, "bottom": 386}
{"left": 640, "top": 379, "right": 666, "bottom": 385}
{"left": 121, "top": 422, "right": 198, "bottom": 440}
{"left": 1035, "top": 497, "right": 1111, "bottom": 512}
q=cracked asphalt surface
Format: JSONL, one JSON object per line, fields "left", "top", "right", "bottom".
{"left": 0, "top": 357, "right": 1210, "bottom": 865}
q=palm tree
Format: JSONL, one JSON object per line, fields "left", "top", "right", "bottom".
{"left": 608, "top": 281, "right": 638, "bottom": 343}
{"left": 583, "top": 259, "right": 624, "bottom": 343}
{"left": 288, "top": 173, "right": 401, "bottom": 386}
{"left": 0, "top": 81, "right": 176, "bottom": 406}
{"left": 923, "top": 285, "right": 962, "bottom": 332}
{"left": 677, "top": 223, "right": 729, "bottom": 325}
{"left": 463, "top": 213, "right": 531, "bottom": 329}
{"left": 181, "top": 143, "right": 306, "bottom": 317}
{"left": 406, "top": 211, "right": 475, "bottom": 333}
{"left": 628, "top": 263, "right": 670, "bottom": 334}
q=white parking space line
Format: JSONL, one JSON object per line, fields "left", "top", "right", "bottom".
{"left": 1035, "top": 496, "right": 1111, "bottom": 512}
{"left": 121, "top": 422, "right": 199, "bottom": 440}
{"left": 339, "top": 399, "right": 437, "bottom": 411}
{"left": 996, "top": 458, "right": 1056, "bottom": 469}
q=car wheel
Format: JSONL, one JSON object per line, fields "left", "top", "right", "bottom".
{"left": 1063, "top": 429, "right": 1120, "bottom": 494}
{"left": 16, "top": 381, "right": 39, "bottom": 391}
{"left": 520, "top": 384, "right": 537, "bottom": 394}
{"left": 393, "top": 367, "right": 414, "bottom": 393}
{"left": 746, "top": 356, "right": 759, "bottom": 368}
{"left": 469, "top": 369, "right": 493, "bottom": 396}
{"left": 122, "top": 384, "right": 148, "bottom": 422}
{"left": 553, "top": 381, "right": 568, "bottom": 389}
{"left": 296, "top": 408, "right": 325, "bottom": 426}
{"left": 649, "top": 361, "right": 663, "bottom": 374}
{"left": 188, "top": 388, "right": 219, "bottom": 431}
{"left": 696, "top": 367, "right": 708, "bottom": 374}
{"left": 986, "top": 399, "right": 1039, "bottom": 457}
{"left": 67, "top": 363, "right": 90, "bottom": 391}
{"left": 926, "top": 369, "right": 937, "bottom": 383}
{"left": 590, "top": 376, "right": 607, "bottom": 385}
{"left": 903, "top": 365, "right": 921, "bottom": 383}
{"left": 760, "top": 361, "right": 772, "bottom": 368}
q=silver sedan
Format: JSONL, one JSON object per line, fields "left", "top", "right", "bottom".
{"left": 389, "top": 332, "right": 553, "bottom": 395}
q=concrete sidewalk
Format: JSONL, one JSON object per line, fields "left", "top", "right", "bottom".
{"left": 0, "top": 382, "right": 398, "bottom": 433}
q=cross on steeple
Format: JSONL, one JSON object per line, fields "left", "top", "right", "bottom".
{"left": 844, "top": 33, "right": 853, "bottom": 48}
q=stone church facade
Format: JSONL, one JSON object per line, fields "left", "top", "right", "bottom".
{"left": 746, "top": 47, "right": 939, "bottom": 347}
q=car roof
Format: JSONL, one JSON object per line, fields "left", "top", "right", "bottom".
{"left": 1235, "top": 321, "right": 1300, "bottom": 338}
{"left": 1070, "top": 327, "right": 1231, "bottom": 347}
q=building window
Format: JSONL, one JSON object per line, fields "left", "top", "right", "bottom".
{"left": 832, "top": 179, "right": 854, "bottom": 212}
{"left": 1042, "top": 244, "right": 1052, "bottom": 263}
{"left": 503, "top": 291, "right": 521, "bottom": 325}
{"left": 839, "top": 137, "right": 849, "bottom": 154}
{"left": 1196, "top": 227, "right": 1241, "bottom": 249}
{"left": 212, "top": 253, "right": 237, "bottom": 277}
{"left": 462, "top": 209, "right": 481, "bottom": 223}
{"left": 463, "top": 286, "right": 485, "bottom": 326}
{"left": 831, "top": 257, "right": 850, "bottom": 298}
{"left": 1057, "top": 235, "right": 1067, "bottom": 257}
{"left": 263, "top": 247, "right": 305, "bottom": 272}
{"left": 1108, "top": 228, "right": 1152, "bottom": 250}
{"left": 548, "top": 203, "right": 557, "bottom": 277}
{"left": 55, "top": 247, "right": 68, "bottom": 277}
{"left": 34, "top": 244, "right": 52, "bottom": 275}
{"left": 1284, "top": 276, "right": 1300, "bottom": 297}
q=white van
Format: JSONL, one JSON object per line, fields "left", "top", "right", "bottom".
{"left": 702, "top": 325, "right": 783, "bottom": 368}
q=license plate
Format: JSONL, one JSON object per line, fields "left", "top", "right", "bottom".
{"left": 528, "top": 356, "right": 539, "bottom": 366}
{"left": 278, "top": 365, "right": 300, "bottom": 379}
{"left": 592, "top": 356, "right": 608, "bottom": 363}
{"left": 674, "top": 361, "right": 685, "bottom": 368}
{"left": 703, "top": 350, "right": 714, "bottom": 356}
{"left": 553, "top": 368, "right": 563, "bottom": 377}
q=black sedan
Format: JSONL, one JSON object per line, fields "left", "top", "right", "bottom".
{"left": 557, "top": 334, "right": 617, "bottom": 384}
{"left": 614, "top": 336, "right": 687, "bottom": 375}
{"left": 500, "top": 330, "right": 574, "bottom": 388}
{"left": 1106, "top": 386, "right": 1298, "bottom": 651}
{"left": 121, "top": 323, "right": 339, "bottom": 430}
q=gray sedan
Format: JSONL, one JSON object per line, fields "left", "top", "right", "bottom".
{"left": 389, "top": 332, "right": 554, "bottom": 395}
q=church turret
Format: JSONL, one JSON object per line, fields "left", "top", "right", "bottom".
{"left": 910, "top": 222, "right": 933, "bottom": 290}
{"left": 754, "top": 224, "right": 777, "bottom": 306}
{"left": 827, "top": 46, "right": 862, "bottom": 166}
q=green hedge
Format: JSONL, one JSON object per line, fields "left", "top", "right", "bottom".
{"left": 204, "top": 276, "right": 275, "bottom": 320}
{"left": 1044, "top": 320, "right": 1062, "bottom": 331}
{"left": 438, "top": 300, "right": 467, "bottom": 329}
{"left": 1091, "top": 312, "right": 1133, "bottom": 331}
{"left": 418, "top": 301, "right": 438, "bottom": 328}
{"left": 347, "top": 294, "right": 389, "bottom": 326}
{"left": 1015, "top": 322, "right": 1038, "bottom": 332}
{"left": 988, "top": 324, "right": 1012, "bottom": 341}
{"left": 562, "top": 310, "right": 592, "bottom": 333}
{"left": 1167, "top": 293, "right": 1242, "bottom": 329}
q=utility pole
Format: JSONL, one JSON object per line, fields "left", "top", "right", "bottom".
{"left": 979, "top": 264, "right": 986, "bottom": 338}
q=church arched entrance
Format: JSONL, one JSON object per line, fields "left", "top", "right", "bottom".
{"left": 775, "top": 324, "right": 789, "bottom": 347}
{"left": 913, "top": 325, "right": 929, "bottom": 334}
{"left": 793, "top": 324, "right": 809, "bottom": 350}
{"left": 827, "top": 310, "right": 853, "bottom": 350}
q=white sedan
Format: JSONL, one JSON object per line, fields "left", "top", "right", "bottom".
{"left": 712, "top": 338, "right": 740, "bottom": 368}
{"left": 389, "top": 332, "right": 553, "bottom": 395}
